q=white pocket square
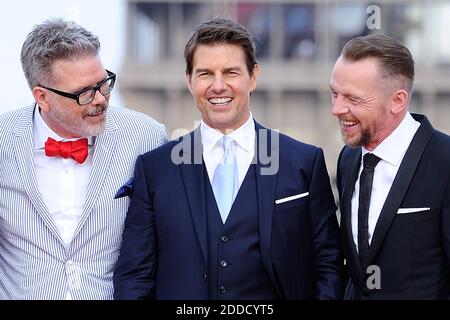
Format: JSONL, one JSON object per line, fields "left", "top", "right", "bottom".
{"left": 275, "top": 192, "right": 309, "bottom": 205}
{"left": 397, "top": 207, "right": 430, "bottom": 214}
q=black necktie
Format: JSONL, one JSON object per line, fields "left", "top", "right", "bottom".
{"left": 357, "top": 153, "right": 381, "bottom": 268}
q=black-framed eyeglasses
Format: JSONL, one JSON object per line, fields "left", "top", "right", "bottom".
{"left": 40, "top": 70, "right": 116, "bottom": 106}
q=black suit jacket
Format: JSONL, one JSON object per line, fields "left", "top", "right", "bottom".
{"left": 337, "top": 113, "right": 450, "bottom": 299}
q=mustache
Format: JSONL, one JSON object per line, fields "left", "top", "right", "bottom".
{"left": 84, "top": 105, "right": 107, "bottom": 117}
{"left": 339, "top": 117, "right": 358, "bottom": 122}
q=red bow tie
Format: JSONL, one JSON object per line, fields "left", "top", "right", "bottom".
{"left": 45, "top": 137, "right": 89, "bottom": 164}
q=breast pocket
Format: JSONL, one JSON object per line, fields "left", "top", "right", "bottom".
{"left": 393, "top": 207, "right": 434, "bottom": 224}
{"left": 275, "top": 193, "right": 309, "bottom": 213}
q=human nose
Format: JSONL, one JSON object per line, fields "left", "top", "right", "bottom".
{"left": 211, "top": 74, "right": 227, "bottom": 93}
{"left": 91, "top": 88, "right": 107, "bottom": 106}
{"left": 331, "top": 95, "right": 349, "bottom": 117}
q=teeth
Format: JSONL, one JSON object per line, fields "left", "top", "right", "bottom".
{"left": 89, "top": 110, "right": 103, "bottom": 116}
{"left": 87, "top": 107, "right": 105, "bottom": 116}
{"left": 342, "top": 121, "right": 357, "bottom": 127}
{"left": 209, "top": 97, "right": 232, "bottom": 104}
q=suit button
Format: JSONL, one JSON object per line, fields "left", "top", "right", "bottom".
{"left": 220, "top": 260, "right": 228, "bottom": 268}
{"left": 219, "top": 286, "right": 227, "bottom": 294}
{"left": 202, "top": 273, "right": 207, "bottom": 282}
{"left": 221, "top": 235, "right": 229, "bottom": 243}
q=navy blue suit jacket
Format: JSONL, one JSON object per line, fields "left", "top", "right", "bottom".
{"left": 114, "top": 122, "right": 344, "bottom": 299}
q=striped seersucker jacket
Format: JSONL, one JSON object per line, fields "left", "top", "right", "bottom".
{"left": 0, "top": 103, "right": 168, "bottom": 299}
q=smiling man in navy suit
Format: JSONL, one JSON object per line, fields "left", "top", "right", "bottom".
{"left": 114, "top": 17, "right": 344, "bottom": 300}
{"left": 331, "top": 34, "right": 450, "bottom": 299}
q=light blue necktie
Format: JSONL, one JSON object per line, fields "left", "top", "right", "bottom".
{"left": 212, "top": 136, "right": 238, "bottom": 223}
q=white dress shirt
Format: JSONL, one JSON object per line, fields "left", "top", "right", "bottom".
{"left": 33, "top": 106, "right": 93, "bottom": 299}
{"left": 352, "top": 112, "right": 420, "bottom": 249}
{"left": 201, "top": 113, "right": 255, "bottom": 193}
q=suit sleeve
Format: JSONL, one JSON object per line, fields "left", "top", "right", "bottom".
{"left": 335, "top": 146, "right": 352, "bottom": 296}
{"left": 157, "top": 123, "right": 169, "bottom": 146}
{"left": 113, "top": 155, "right": 157, "bottom": 299}
{"left": 309, "top": 148, "right": 345, "bottom": 299}
{"left": 442, "top": 179, "right": 450, "bottom": 299}
{"left": 336, "top": 147, "right": 345, "bottom": 202}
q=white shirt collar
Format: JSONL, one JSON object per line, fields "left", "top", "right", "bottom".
{"left": 200, "top": 112, "right": 255, "bottom": 153}
{"left": 33, "top": 104, "right": 94, "bottom": 150}
{"left": 362, "top": 112, "right": 420, "bottom": 166}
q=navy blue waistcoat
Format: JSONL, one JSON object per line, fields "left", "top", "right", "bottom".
{"left": 205, "top": 164, "right": 278, "bottom": 299}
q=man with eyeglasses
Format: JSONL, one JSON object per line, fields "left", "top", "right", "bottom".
{"left": 0, "top": 18, "right": 167, "bottom": 299}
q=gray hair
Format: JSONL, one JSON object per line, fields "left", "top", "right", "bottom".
{"left": 20, "top": 18, "right": 100, "bottom": 89}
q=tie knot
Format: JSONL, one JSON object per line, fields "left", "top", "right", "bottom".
{"left": 222, "top": 135, "right": 234, "bottom": 151}
{"left": 363, "top": 153, "right": 381, "bottom": 169}
{"left": 45, "top": 137, "right": 89, "bottom": 164}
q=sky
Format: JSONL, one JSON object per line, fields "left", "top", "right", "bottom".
{"left": 0, "top": 0, "right": 125, "bottom": 114}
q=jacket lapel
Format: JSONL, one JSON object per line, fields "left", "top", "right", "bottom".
{"left": 178, "top": 123, "right": 282, "bottom": 293}
{"left": 340, "top": 148, "right": 364, "bottom": 281}
{"left": 367, "top": 114, "right": 433, "bottom": 264}
{"left": 13, "top": 104, "right": 65, "bottom": 244}
{"left": 254, "top": 122, "right": 282, "bottom": 297}
{"left": 179, "top": 128, "right": 208, "bottom": 263}
{"left": 72, "top": 111, "right": 119, "bottom": 238}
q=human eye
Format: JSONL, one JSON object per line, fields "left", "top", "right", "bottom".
{"left": 196, "top": 70, "right": 209, "bottom": 78}
{"left": 330, "top": 89, "right": 338, "bottom": 98}
{"left": 349, "top": 96, "right": 360, "bottom": 104}
{"left": 78, "top": 89, "right": 95, "bottom": 105}
{"left": 99, "top": 79, "right": 113, "bottom": 94}
{"left": 227, "top": 69, "right": 240, "bottom": 76}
